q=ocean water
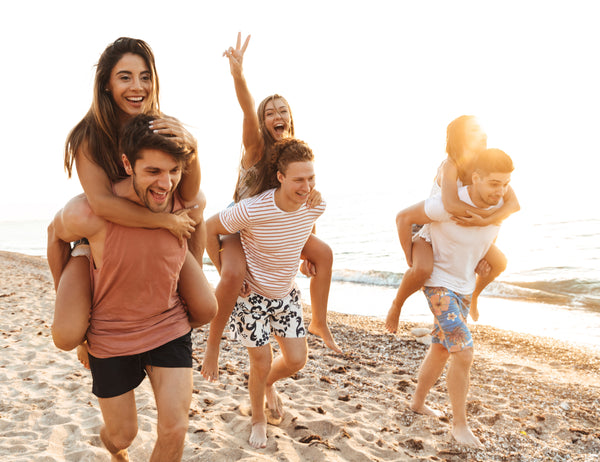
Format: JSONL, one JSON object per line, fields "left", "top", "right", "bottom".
{"left": 2, "top": 194, "right": 599, "bottom": 350}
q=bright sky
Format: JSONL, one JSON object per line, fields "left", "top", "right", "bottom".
{"left": 2, "top": 0, "right": 599, "bottom": 221}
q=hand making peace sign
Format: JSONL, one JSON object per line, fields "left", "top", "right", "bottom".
{"left": 224, "top": 32, "right": 251, "bottom": 77}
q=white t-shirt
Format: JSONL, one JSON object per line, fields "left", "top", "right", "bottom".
{"left": 424, "top": 186, "right": 502, "bottom": 295}
{"left": 219, "top": 188, "right": 326, "bottom": 299}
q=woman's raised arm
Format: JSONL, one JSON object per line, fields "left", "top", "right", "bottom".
{"left": 225, "top": 32, "right": 264, "bottom": 168}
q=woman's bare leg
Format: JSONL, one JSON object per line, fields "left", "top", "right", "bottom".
{"left": 179, "top": 251, "right": 217, "bottom": 328}
{"left": 301, "top": 235, "right": 340, "bottom": 353}
{"left": 471, "top": 244, "right": 506, "bottom": 321}
{"left": 200, "top": 234, "right": 246, "bottom": 381}
{"left": 386, "top": 238, "right": 433, "bottom": 333}
{"left": 52, "top": 254, "right": 91, "bottom": 351}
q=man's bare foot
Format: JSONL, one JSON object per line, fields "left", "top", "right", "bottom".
{"left": 410, "top": 402, "right": 444, "bottom": 418}
{"left": 452, "top": 425, "right": 483, "bottom": 448}
{"left": 308, "top": 322, "right": 342, "bottom": 354}
{"left": 77, "top": 342, "right": 90, "bottom": 370}
{"left": 200, "top": 343, "right": 220, "bottom": 382}
{"left": 249, "top": 421, "right": 267, "bottom": 448}
{"left": 470, "top": 297, "right": 479, "bottom": 322}
{"left": 385, "top": 300, "right": 401, "bottom": 333}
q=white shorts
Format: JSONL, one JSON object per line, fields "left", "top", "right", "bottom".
{"left": 229, "top": 287, "right": 305, "bottom": 348}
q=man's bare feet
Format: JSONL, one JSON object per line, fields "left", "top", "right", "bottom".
{"left": 385, "top": 300, "right": 401, "bottom": 333}
{"left": 249, "top": 421, "right": 267, "bottom": 448}
{"left": 308, "top": 322, "right": 342, "bottom": 354}
{"left": 200, "top": 343, "right": 220, "bottom": 382}
{"left": 470, "top": 297, "right": 479, "bottom": 322}
{"left": 77, "top": 341, "right": 90, "bottom": 370}
{"left": 452, "top": 424, "right": 483, "bottom": 448}
{"left": 410, "top": 402, "right": 444, "bottom": 418}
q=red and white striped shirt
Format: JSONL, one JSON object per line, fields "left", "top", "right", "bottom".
{"left": 220, "top": 188, "right": 326, "bottom": 299}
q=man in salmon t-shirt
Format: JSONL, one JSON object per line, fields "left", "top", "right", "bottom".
{"left": 46, "top": 114, "right": 211, "bottom": 461}
{"left": 205, "top": 138, "right": 326, "bottom": 449}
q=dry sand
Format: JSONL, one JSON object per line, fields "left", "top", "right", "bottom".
{"left": 1, "top": 250, "right": 599, "bottom": 461}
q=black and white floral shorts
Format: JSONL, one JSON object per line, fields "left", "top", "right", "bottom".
{"left": 229, "top": 287, "right": 306, "bottom": 347}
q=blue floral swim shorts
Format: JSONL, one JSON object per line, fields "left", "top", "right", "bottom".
{"left": 423, "top": 287, "right": 473, "bottom": 352}
{"left": 229, "top": 287, "right": 306, "bottom": 348}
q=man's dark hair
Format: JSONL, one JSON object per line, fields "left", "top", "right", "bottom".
{"left": 119, "top": 114, "right": 195, "bottom": 169}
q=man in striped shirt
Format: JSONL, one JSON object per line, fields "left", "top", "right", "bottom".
{"left": 206, "top": 139, "right": 325, "bottom": 449}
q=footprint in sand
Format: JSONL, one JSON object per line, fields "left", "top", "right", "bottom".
{"left": 503, "top": 363, "right": 538, "bottom": 373}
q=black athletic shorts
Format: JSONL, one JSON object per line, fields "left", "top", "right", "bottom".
{"left": 88, "top": 330, "right": 192, "bottom": 399}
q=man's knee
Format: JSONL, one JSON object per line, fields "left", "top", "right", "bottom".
{"left": 285, "top": 342, "right": 308, "bottom": 372}
{"left": 105, "top": 424, "right": 138, "bottom": 451}
{"left": 452, "top": 347, "right": 474, "bottom": 368}
{"left": 411, "top": 260, "right": 433, "bottom": 281}
{"left": 287, "top": 353, "right": 307, "bottom": 372}
{"left": 249, "top": 352, "right": 273, "bottom": 379}
{"left": 157, "top": 416, "right": 188, "bottom": 446}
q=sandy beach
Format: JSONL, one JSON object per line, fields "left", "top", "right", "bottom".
{"left": 1, "top": 250, "right": 599, "bottom": 461}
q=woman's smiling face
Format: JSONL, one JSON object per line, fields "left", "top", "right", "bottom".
{"left": 263, "top": 98, "right": 292, "bottom": 140}
{"left": 107, "top": 53, "right": 153, "bottom": 121}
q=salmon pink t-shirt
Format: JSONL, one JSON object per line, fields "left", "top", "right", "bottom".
{"left": 86, "top": 198, "right": 190, "bottom": 358}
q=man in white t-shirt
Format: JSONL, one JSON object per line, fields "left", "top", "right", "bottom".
{"left": 395, "top": 148, "right": 514, "bottom": 447}
{"left": 205, "top": 139, "right": 325, "bottom": 449}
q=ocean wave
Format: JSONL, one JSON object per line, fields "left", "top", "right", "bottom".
{"left": 331, "top": 269, "right": 600, "bottom": 312}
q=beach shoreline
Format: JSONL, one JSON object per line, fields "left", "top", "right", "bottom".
{"left": 1, "top": 250, "right": 599, "bottom": 461}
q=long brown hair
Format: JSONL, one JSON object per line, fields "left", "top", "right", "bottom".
{"left": 234, "top": 94, "right": 295, "bottom": 201}
{"left": 64, "top": 37, "right": 160, "bottom": 182}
